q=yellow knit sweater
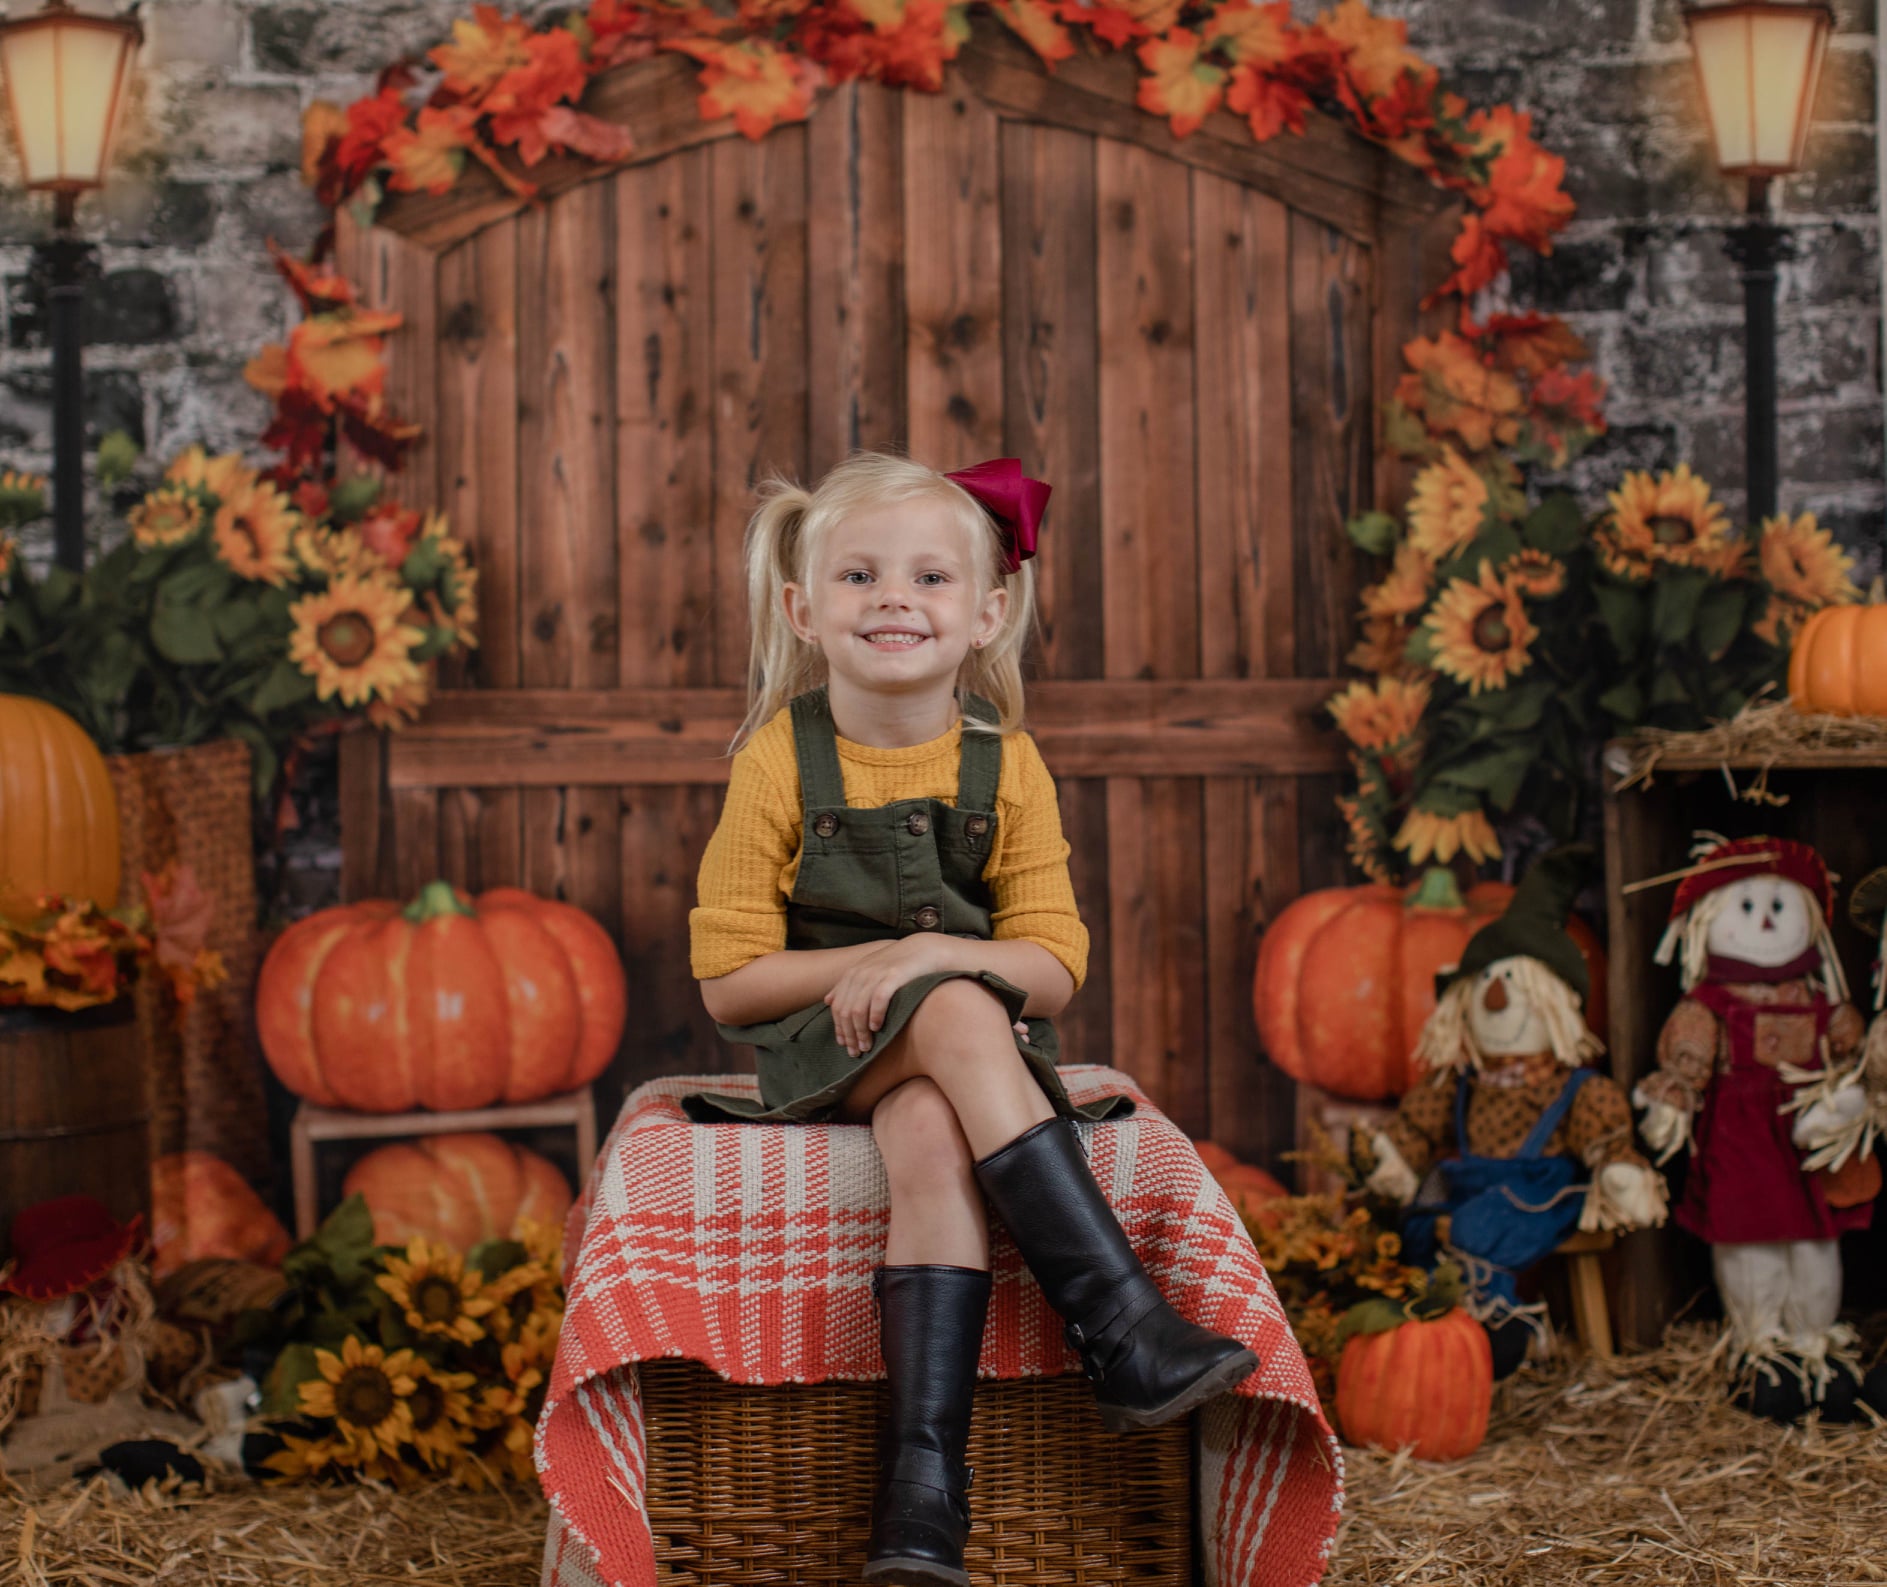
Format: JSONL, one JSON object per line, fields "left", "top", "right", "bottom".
{"left": 690, "top": 705, "right": 1088, "bottom": 987}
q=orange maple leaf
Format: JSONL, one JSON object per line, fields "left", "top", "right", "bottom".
{"left": 1316, "top": 0, "right": 1435, "bottom": 138}
{"left": 991, "top": 0, "right": 1074, "bottom": 70}
{"left": 536, "top": 105, "right": 636, "bottom": 164}
{"left": 301, "top": 100, "right": 348, "bottom": 190}
{"left": 1483, "top": 133, "right": 1575, "bottom": 252}
{"left": 431, "top": 4, "right": 536, "bottom": 100}
{"left": 485, "top": 28, "right": 590, "bottom": 160}
{"left": 1226, "top": 60, "right": 1310, "bottom": 141}
{"left": 1425, "top": 213, "right": 1508, "bottom": 305}
{"left": 244, "top": 343, "right": 289, "bottom": 401}
{"left": 1396, "top": 331, "right": 1525, "bottom": 454}
{"left": 384, "top": 106, "right": 476, "bottom": 194}
{"left": 1464, "top": 311, "right": 1588, "bottom": 378}
{"left": 1136, "top": 29, "right": 1226, "bottom": 139}
{"left": 267, "top": 239, "right": 356, "bottom": 315}
{"left": 667, "top": 37, "right": 821, "bottom": 140}
{"left": 1060, "top": 0, "right": 1183, "bottom": 50}
{"left": 285, "top": 311, "right": 402, "bottom": 412}
{"left": 1202, "top": 0, "right": 1297, "bottom": 69}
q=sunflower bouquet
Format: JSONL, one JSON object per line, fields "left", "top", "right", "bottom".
{"left": 234, "top": 1195, "right": 562, "bottom": 1489}
{"left": 1332, "top": 319, "right": 1860, "bottom": 883}
{"left": 0, "top": 444, "right": 476, "bottom": 801}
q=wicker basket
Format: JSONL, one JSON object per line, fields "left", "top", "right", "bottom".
{"left": 641, "top": 1363, "right": 1191, "bottom": 1585}
{"left": 105, "top": 738, "right": 268, "bottom": 1186}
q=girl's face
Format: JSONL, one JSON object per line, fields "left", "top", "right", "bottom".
{"left": 782, "top": 496, "right": 1007, "bottom": 701}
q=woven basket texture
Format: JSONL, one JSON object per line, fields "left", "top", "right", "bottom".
{"left": 641, "top": 1362, "right": 1191, "bottom": 1585}
{"left": 105, "top": 738, "right": 268, "bottom": 1185}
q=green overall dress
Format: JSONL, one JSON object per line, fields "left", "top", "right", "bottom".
{"left": 683, "top": 688, "right": 1132, "bottom": 1126}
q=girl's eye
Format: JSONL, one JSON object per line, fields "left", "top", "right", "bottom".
{"left": 917, "top": 572, "right": 946, "bottom": 586}
{"left": 842, "top": 570, "right": 872, "bottom": 585}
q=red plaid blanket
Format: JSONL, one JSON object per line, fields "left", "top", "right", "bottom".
{"left": 538, "top": 1066, "right": 1342, "bottom": 1587}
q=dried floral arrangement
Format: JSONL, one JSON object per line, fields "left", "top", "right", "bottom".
{"left": 0, "top": 865, "right": 226, "bottom": 1014}
{"left": 233, "top": 1197, "right": 562, "bottom": 1488}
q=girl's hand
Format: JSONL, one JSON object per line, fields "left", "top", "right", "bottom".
{"left": 825, "top": 936, "right": 973, "bottom": 1059}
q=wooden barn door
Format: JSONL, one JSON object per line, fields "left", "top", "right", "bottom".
{"left": 337, "top": 24, "right": 1453, "bottom": 1169}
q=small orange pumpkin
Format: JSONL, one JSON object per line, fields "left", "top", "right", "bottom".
{"left": 343, "top": 1132, "right": 572, "bottom": 1250}
{"left": 1788, "top": 598, "right": 1887, "bottom": 716}
{"left": 256, "top": 881, "right": 626, "bottom": 1112}
{"left": 1254, "top": 868, "right": 1606, "bottom": 1102}
{"left": 150, "top": 1152, "right": 292, "bottom": 1280}
{"left": 1336, "top": 1308, "right": 1492, "bottom": 1461}
{"left": 0, "top": 693, "right": 120, "bottom": 914}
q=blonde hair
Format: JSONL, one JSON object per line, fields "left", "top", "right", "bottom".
{"left": 1653, "top": 881, "right": 1849, "bottom": 1001}
{"left": 732, "top": 452, "right": 1039, "bottom": 750}
{"left": 1414, "top": 957, "right": 1604, "bottom": 1078}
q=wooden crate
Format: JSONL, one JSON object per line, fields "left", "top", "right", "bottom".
{"left": 1602, "top": 739, "right": 1887, "bottom": 1347}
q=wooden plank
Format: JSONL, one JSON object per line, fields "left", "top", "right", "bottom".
{"left": 904, "top": 83, "right": 1005, "bottom": 468}
{"left": 1371, "top": 199, "right": 1460, "bottom": 514}
{"left": 337, "top": 727, "right": 392, "bottom": 901}
{"left": 373, "top": 54, "right": 743, "bottom": 252}
{"left": 807, "top": 81, "right": 907, "bottom": 476}
{"left": 383, "top": 679, "right": 1351, "bottom": 786}
{"left": 516, "top": 180, "right": 622, "bottom": 928}
{"left": 709, "top": 128, "right": 809, "bottom": 687}
{"left": 1055, "top": 778, "right": 1113, "bottom": 1076}
{"left": 1288, "top": 212, "right": 1373, "bottom": 676}
{"left": 954, "top": 26, "right": 1441, "bottom": 248}
{"left": 1000, "top": 120, "right": 1101, "bottom": 682}
{"left": 373, "top": 230, "right": 440, "bottom": 515}
{"left": 616, "top": 149, "right": 716, "bottom": 691}
{"left": 1192, "top": 174, "right": 1292, "bottom": 682}
{"left": 1253, "top": 777, "right": 1304, "bottom": 1176}
{"left": 392, "top": 786, "right": 442, "bottom": 899}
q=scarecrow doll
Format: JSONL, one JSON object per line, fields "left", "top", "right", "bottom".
{"left": 1635, "top": 835, "right": 1882, "bottom": 1422}
{"left": 1361, "top": 848, "right": 1666, "bottom": 1376}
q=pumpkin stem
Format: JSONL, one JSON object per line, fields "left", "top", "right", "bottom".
{"left": 404, "top": 879, "right": 475, "bottom": 923}
{"left": 1406, "top": 866, "right": 1465, "bottom": 911}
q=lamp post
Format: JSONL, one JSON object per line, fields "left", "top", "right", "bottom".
{"left": 1684, "top": 1, "right": 1832, "bottom": 523}
{"left": 0, "top": 0, "right": 141, "bottom": 572}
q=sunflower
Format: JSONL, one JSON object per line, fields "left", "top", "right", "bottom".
{"left": 1394, "top": 805, "right": 1501, "bottom": 865}
{"left": 1752, "top": 594, "right": 1809, "bottom": 647}
{"left": 1424, "top": 560, "right": 1538, "bottom": 694}
{"left": 1348, "top": 615, "right": 1414, "bottom": 676}
{"left": 288, "top": 572, "right": 425, "bottom": 708}
{"left": 365, "top": 667, "right": 432, "bottom": 730}
{"left": 376, "top": 1238, "right": 502, "bottom": 1344}
{"left": 1361, "top": 542, "right": 1434, "bottom": 620}
{"left": 419, "top": 512, "right": 480, "bottom": 651}
{"left": 212, "top": 479, "right": 299, "bottom": 585}
{"left": 128, "top": 485, "right": 205, "bottom": 550}
{"left": 293, "top": 523, "right": 384, "bottom": 578}
{"left": 1406, "top": 449, "right": 1490, "bottom": 560}
{"left": 1602, "top": 464, "right": 1732, "bottom": 575}
{"left": 165, "top": 444, "right": 256, "bottom": 502}
{"left": 1502, "top": 548, "right": 1565, "bottom": 598}
{"left": 297, "top": 1335, "right": 419, "bottom": 1462}
{"left": 0, "top": 534, "right": 14, "bottom": 583}
{"left": 1759, "top": 512, "right": 1859, "bottom": 609}
{"left": 0, "top": 469, "right": 46, "bottom": 531}
{"left": 261, "top": 1427, "right": 350, "bottom": 1481}
{"left": 1328, "top": 676, "right": 1430, "bottom": 752}
{"left": 405, "top": 1358, "right": 479, "bottom": 1469}
{"left": 1336, "top": 795, "right": 1391, "bottom": 885}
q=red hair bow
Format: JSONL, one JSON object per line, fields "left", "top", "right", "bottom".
{"left": 945, "top": 458, "right": 1050, "bottom": 575}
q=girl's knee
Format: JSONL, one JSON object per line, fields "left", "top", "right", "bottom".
{"left": 903, "top": 976, "right": 1012, "bottom": 1052}
{"left": 872, "top": 1078, "right": 974, "bottom": 1184}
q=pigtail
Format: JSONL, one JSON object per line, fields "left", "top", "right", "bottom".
{"left": 733, "top": 477, "right": 822, "bottom": 752}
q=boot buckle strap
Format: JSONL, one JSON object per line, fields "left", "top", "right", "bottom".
{"left": 1067, "top": 1283, "right": 1167, "bottom": 1381}
{"left": 884, "top": 1445, "right": 970, "bottom": 1498}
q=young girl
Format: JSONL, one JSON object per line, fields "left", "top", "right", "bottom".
{"left": 687, "top": 453, "right": 1257, "bottom": 1587}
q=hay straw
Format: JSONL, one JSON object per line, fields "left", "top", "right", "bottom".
{"left": 0, "top": 1469, "right": 547, "bottom": 1585}
{"left": 1614, "top": 698, "right": 1887, "bottom": 797}
{"left": 1330, "top": 1321, "right": 1887, "bottom": 1585}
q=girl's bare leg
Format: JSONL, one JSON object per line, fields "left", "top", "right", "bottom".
{"left": 870, "top": 1078, "right": 989, "bottom": 1268}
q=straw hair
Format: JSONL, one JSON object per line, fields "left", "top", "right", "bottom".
{"left": 733, "top": 452, "right": 1040, "bottom": 751}
{"left": 1653, "top": 880, "right": 1850, "bottom": 1001}
{"left": 1415, "top": 957, "right": 1603, "bottom": 1078}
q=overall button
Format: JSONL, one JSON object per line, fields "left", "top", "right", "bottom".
{"left": 964, "top": 814, "right": 989, "bottom": 837}
{"left": 813, "top": 812, "right": 840, "bottom": 838}
{"left": 905, "top": 810, "right": 931, "bottom": 836}
{"left": 912, "top": 906, "right": 942, "bottom": 930}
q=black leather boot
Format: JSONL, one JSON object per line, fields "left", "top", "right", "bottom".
{"left": 862, "top": 1265, "right": 989, "bottom": 1587}
{"left": 974, "top": 1118, "right": 1258, "bottom": 1433}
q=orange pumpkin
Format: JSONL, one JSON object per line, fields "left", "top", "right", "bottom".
{"left": 0, "top": 693, "right": 120, "bottom": 914}
{"left": 256, "top": 881, "right": 626, "bottom": 1112}
{"left": 150, "top": 1152, "right": 292, "bottom": 1280}
{"left": 1254, "top": 869, "right": 1607, "bottom": 1102}
{"left": 1336, "top": 1308, "right": 1492, "bottom": 1461}
{"left": 1788, "top": 599, "right": 1887, "bottom": 716}
{"left": 343, "top": 1132, "right": 572, "bottom": 1250}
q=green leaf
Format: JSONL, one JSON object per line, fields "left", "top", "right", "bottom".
{"left": 260, "top": 1341, "right": 324, "bottom": 1419}
{"left": 95, "top": 430, "right": 141, "bottom": 489}
{"left": 1694, "top": 584, "right": 1748, "bottom": 661}
{"left": 1650, "top": 667, "right": 1692, "bottom": 708}
{"left": 1594, "top": 580, "right": 1645, "bottom": 657}
{"left": 1335, "top": 1297, "right": 1410, "bottom": 1348}
{"left": 1523, "top": 493, "right": 1585, "bottom": 557}
{"left": 1650, "top": 568, "right": 1710, "bottom": 648}
{"left": 1382, "top": 399, "right": 1431, "bottom": 458}
{"left": 1346, "top": 511, "right": 1400, "bottom": 556}
{"left": 212, "top": 599, "right": 263, "bottom": 645}
{"left": 313, "top": 1192, "right": 380, "bottom": 1288}
{"left": 150, "top": 603, "right": 223, "bottom": 665}
{"left": 328, "top": 474, "right": 383, "bottom": 524}
{"left": 468, "top": 1238, "right": 529, "bottom": 1283}
{"left": 250, "top": 658, "right": 317, "bottom": 716}
{"left": 1597, "top": 681, "right": 1644, "bottom": 725}
{"left": 1405, "top": 623, "right": 1438, "bottom": 667}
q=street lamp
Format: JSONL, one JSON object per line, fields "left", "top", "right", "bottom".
{"left": 1684, "top": 1, "right": 1832, "bottom": 523}
{"left": 0, "top": 0, "right": 142, "bottom": 571}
